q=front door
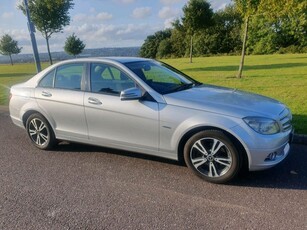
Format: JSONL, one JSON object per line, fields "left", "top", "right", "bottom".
{"left": 84, "top": 62, "right": 159, "bottom": 152}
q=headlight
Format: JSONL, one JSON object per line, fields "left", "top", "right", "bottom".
{"left": 243, "top": 117, "right": 280, "bottom": 135}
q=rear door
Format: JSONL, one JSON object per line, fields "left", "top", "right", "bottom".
{"left": 35, "top": 63, "right": 88, "bottom": 140}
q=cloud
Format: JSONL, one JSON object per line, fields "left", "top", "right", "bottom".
{"left": 1, "top": 12, "right": 14, "bottom": 19}
{"left": 113, "top": 0, "right": 135, "bottom": 4}
{"left": 132, "top": 7, "right": 152, "bottom": 19}
{"left": 210, "top": 0, "right": 231, "bottom": 11}
{"left": 73, "top": 12, "right": 113, "bottom": 23}
{"left": 158, "top": 6, "right": 180, "bottom": 19}
{"left": 163, "top": 18, "right": 175, "bottom": 29}
{"left": 73, "top": 13, "right": 89, "bottom": 22}
{"left": 97, "top": 12, "right": 113, "bottom": 20}
{"left": 58, "top": 21, "right": 159, "bottom": 50}
{"left": 217, "top": 3, "right": 227, "bottom": 10}
{"left": 160, "top": 0, "right": 185, "bottom": 5}
{"left": 0, "top": 28, "right": 28, "bottom": 41}
{"left": 158, "top": 6, "right": 181, "bottom": 29}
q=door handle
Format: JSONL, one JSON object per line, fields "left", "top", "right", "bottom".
{"left": 88, "top": 97, "right": 102, "bottom": 105}
{"left": 42, "top": 91, "right": 52, "bottom": 97}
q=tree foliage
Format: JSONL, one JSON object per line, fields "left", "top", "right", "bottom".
{"left": 182, "top": 0, "right": 214, "bottom": 62}
{"left": 64, "top": 33, "right": 86, "bottom": 57}
{"left": 157, "top": 39, "right": 172, "bottom": 59}
{"left": 0, "top": 34, "right": 22, "bottom": 65}
{"left": 234, "top": 0, "right": 260, "bottom": 17}
{"left": 139, "top": 29, "right": 171, "bottom": 58}
{"left": 182, "top": 0, "right": 214, "bottom": 34}
{"left": 19, "top": 0, "right": 74, "bottom": 65}
{"left": 139, "top": 0, "right": 307, "bottom": 59}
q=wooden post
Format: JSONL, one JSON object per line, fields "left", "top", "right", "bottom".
{"left": 189, "top": 35, "right": 193, "bottom": 63}
{"left": 237, "top": 16, "right": 249, "bottom": 78}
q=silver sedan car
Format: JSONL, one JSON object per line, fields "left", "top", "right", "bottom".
{"left": 9, "top": 57, "right": 293, "bottom": 183}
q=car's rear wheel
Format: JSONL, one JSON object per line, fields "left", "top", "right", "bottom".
{"left": 184, "top": 130, "right": 241, "bottom": 184}
{"left": 26, "top": 113, "right": 56, "bottom": 150}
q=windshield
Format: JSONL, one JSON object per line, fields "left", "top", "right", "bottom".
{"left": 124, "top": 60, "right": 200, "bottom": 95}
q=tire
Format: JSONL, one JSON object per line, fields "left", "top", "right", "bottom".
{"left": 184, "top": 130, "right": 241, "bottom": 184}
{"left": 26, "top": 113, "right": 56, "bottom": 150}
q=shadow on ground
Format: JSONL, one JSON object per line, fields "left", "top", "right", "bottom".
{"left": 0, "top": 73, "right": 32, "bottom": 78}
{"left": 182, "top": 63, "right": 307, "bottom": 72}
{"left": 53, "top": 142, "right": 307, "bottom": 190}
{"left": 232, "top": 144, "right": 307, "bottom": 190}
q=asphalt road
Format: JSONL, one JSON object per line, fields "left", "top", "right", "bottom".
{"left": 0, "top": 110, "right": 306, "bottom": 230}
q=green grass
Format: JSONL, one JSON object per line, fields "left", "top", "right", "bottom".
{"left": 0, "top": 63, "right": 49, "bottom": 105}
{"left": 0, "top": 54, "right": 306, "bottom": 133}
{"left": 162, "top": 54, "right": 307, "bottom": 134}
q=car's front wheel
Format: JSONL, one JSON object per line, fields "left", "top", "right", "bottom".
{"left": 184, "top": 130, "right": 241, "bottom": 184}
{"left": 26, "top": 113, "right": 56, "bottom": 150}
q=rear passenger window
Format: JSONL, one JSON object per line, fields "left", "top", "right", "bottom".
{"left": 91, "top": 63, "right": 135, "bottom": 95}
{"left": 38, "top": 69, "right": 55, "bottom": 88}
{"left": 54, "top": 64, "right": 83, "bottom": 90}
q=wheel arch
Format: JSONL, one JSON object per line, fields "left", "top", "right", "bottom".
{"left": 177, "top": 126, "right": 249, "bottom": 170}
{"left": 22, "top": 110, "right": 55, "bottom": 134}
{"left": 22, "top": 110, "right": 38, "bottom": 127}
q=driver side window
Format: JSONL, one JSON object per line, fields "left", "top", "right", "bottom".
{"left": 90, "top": 63, "right": 135, "bottom": 95}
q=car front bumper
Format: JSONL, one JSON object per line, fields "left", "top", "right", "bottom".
{"left": 248, "top": 142, "right": 290, "bottom": 171}
{"left": 230, "top": 125, "right": 293, "bottom": 171}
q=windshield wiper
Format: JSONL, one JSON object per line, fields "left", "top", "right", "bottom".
{"left": 169, "top": 83, "right": 194, "bottom": 93}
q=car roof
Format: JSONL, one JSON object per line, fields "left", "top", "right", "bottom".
{"left": 97, "top": 57, "right": 150, "bottom": 63}
{"left": 61, "top": 57, "right": 151, "bottom": 64}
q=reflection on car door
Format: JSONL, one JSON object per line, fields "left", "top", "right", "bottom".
{"left": 84, "top": 62, "right": 159, "bottom": 152}
{"left": 35, "top": 63, "right": 88, "bottom": 140}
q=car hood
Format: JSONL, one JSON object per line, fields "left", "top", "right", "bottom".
{"left": 163, "top": 84, "right": 285, "bottom": 119}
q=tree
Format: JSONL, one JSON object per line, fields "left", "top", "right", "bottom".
{"left": 19, "top": 0, "right": 74, "bottom": 65}
{"left": 64, "top": 33, "right": 86, "bottom": 57}
{"left": 246, "top": 15, "right": 278, "bottom": 54}
{"left": 213, "top": 5, "right": 242, "bottom": 54}
{"left": 157, "top": 39, "right": 172, "bottom": 58}
{"left": 170, "top": 19, "right": 188, "bottom": 57}
{"left": 235, "top": 0, "right": 306, "bottom": 57}
{"left": 258, "top": 0, "right": 307, "bottom": 50}
{"left": 182, "top": 0, "right": 214, "bottom": 63}
{"left": 0, "top": 34, "right": 22, "bottom": 65}
{"left": 140, "top": 29, "right": 172, "bottom": 58}
{"left": 234, "top": 0, "right": 260, "bottom": 78}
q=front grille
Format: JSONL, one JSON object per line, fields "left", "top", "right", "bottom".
{"left": 279, "top": 108, "right": 292, "bottom": 132}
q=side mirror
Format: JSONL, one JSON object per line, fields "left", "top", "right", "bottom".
{"left": 120, "top": 87, "right": 142, "bottom": 101}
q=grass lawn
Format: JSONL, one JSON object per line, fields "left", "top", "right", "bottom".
{"left": 163, "top": 54, "right": 307, "bottom": 134}
{"left": 0, "top": 54, "right": 306, "bottom": 133}
{"left": 0, "top": 62, "right": 49, "bottom": 105}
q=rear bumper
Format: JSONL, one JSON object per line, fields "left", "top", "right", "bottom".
{"left": 10, "top": 115, "right": 25, "bottom": 129}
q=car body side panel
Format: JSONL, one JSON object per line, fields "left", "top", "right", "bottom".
{"left": 9, "top": 86, "right": 36, "bottom": 127}
{"left": 84, "top": 92, "right": 159, "bottom": 152}
{"left": 35, "top": 87, "right": 88, "bottom": 140}
{"left": 159, "top": 104, "right": 242, "bottom": 155}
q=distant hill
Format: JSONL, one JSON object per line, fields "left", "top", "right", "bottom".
{"left": 0, "top": 47, "right": 140, "bottom": 64}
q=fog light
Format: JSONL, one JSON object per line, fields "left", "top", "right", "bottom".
{"left": 265, "top": 152, "right": 277, "bottom": 161}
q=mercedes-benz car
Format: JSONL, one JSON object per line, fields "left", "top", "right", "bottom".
{"left": 9, "top": 57, "right": 293, "bottom": 183}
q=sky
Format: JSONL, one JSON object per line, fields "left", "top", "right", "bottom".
{"left": 0, "top": 0, "right": 231, "bottom": 54}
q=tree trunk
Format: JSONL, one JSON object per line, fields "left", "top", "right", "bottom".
{"left": 9, "top": 54, "right": 13, "bottom": 65}
{"left": 45, "top": 36, "right": 53, "bottom": 65}
{"left": 237, "top": 16, "right": 249, "bottom": 78}
{"left": 189, "top": 35, "right": 193, "bottom": 63}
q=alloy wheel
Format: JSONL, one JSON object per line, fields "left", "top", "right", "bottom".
{"left": 190, "top": 137, "right": 232, "bottom": 178}
{"left": 28, "top": 118, "right": 49, "bottom": 147}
